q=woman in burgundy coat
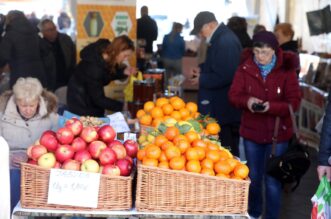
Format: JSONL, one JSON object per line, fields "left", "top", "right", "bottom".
{"left": 229, "top": 31, "right": 301, "bottom": 219}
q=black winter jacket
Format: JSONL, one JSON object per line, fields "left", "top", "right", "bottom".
{"left": 0, "top": 15, "right": 48, "bottom": 88}
{"left": 67, "top": 39, "right": 127, "bottom": 117}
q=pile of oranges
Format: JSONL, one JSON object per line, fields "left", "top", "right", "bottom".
{"left": 136, "top": 96, "right": 199, "bottom": 128}
{"left": 137, "top": 126, "right": 249, "bottom": 180}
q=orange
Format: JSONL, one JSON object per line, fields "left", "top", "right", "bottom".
{"left": 164, "top": 126, "right": 180, "bottom": 141}
{"left": 186, "top": 102, "right": 198, "bottom": 114}
{"left": 201, "top": 158, "right": 214, "bottom": 169}
{"left": 185, "top": 147, "right": 200, "bottom": 161}
{"left": 170, "top": 111, "right": 181, "bottom": 121}
{"left": 219, "top": 150, "right": 231, "bottom": 160}
{"left": 162, "top": 103, "right": 174, "bottom": 115}
{"left": 226, "top": 158, "right": 239, "bottom": 170}
{"left": 152, "top": 118, "right": 163, "bottom": 128}
{"left": 158, "top": 161, "right": 169, "bottom": 169}
{"left": 207, "top": 142, "right": 220, "bottom": 151}
{"left": 192, "top": 139, "right": 207, "bottom": 149}
{"left": 156, "top": 97, "right": 169, "bottom": 108}
{"left": 194, "top": 146, "right": 206, "bottom": 161}
{"left": 154, "top": 135, "right": 168, "bottom": 147}
{"left": 173, "top": 134, "right": 187, "bottom": 145}
{"left": 185, "top": 131, "right": 200, "bottom": 143}
{"left": 151, "top": 107, "right": 164, "bottom": 119}
{"left": 136, "top": 109, "right": 146, "bottom": 119}
{"left": 142, "top": 157, "right": 158, "bottom": 167}
{"left": 233, "top": 164, "right": 249, "bottom": 179}
{"left": 159, "top": 151, "right": 168, "bottom": 162}
{"left": 169, "top": 96, "right": 180, "bottom": 103}
{"left": 206, "top": 123, "right": 221, "bottom": 135}
{"left": 143, "top": 101, "right": 155, "bottom": 113}
{"left": 216, "top": 173, "right": 230, "bottom": 179}
{"left": 176, "top": 139, "right": 191, "bottom": 154}
{"left": 186, "top": 160, "right": 201, "bottom": 173}
{"left": 201, "top": 168, "right": 215, "bottom": 176}
{"left": 137, "top": 149, "right": 146, "bottom": 161}
{"left": 171, "top": 98, "right": 185, "bottom": 110}
{"left": 169, "top": 156, "right": 185, "bottom": 170}
{"left": 206, "top": 150, "right": 221, "bottom": 163}
{"left": 214, "top": 160, "right": 233, "bottom": 175}
{"left": 161, "top": 141, "right": 174, "bottom": 151}
{"left": 193, "top": 112, "right": 200, "bottom": 119}
{"left": 139, "top": 114, "right": 152, "bottom": 126}
{"left": 179, "top": 108, "right": 190, "bottom": 120}
{"left": 146, "top": 145, "right": 162, "bottom": 159}
{"left": 165, "top": 145, "right": 181, "bottom": 160}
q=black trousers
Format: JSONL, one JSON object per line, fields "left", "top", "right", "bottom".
{"left": 219, "top": 123, "right": 240, "bottom": 157}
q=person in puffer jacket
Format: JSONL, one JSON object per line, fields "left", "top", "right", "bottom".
{"left": 229, "top": 31, "right": 301, "bottom": 219}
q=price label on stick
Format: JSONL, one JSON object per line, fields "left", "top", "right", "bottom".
{"left": 48, "top": 169, "right": 100, "bottom": 208}
{"left": 124, "top": 132, "right": 137, "bottom": 141}
{"left": 107, "top": 112, "right": 130, "bottom": 133}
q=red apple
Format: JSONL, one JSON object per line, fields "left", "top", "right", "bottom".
{"left": 88, "top": 140, "right": 107, "bottom": 159}
{"left": 80, "top": 126, "right": 98, "bottom": 143}
{"left": 65, "top": 118, "right": 83, "bottom": 136}
{"left": 71, "top": 137, "right": 87, "bottom": 152}
{"left": 81, "top": 159, "right": 99, "bottom": 173}
{"left": 26, "top": 145, "right": 34, "bottom": 158}
{"left": 124, "top": 155, "right": 134, "bottom": 166}
{"left": 54, "top": 161, "right": 61, "bottom": 168}
{"left": 123, "top": 139, "right": 139, "bottom": 158}
{"left": 98, "top": 125, "right": 116, "bottom": 143}
{"left": 37, "top": 152, "right": 56, "bottom": 168}
{"left": 56, "top": 127, "right": 74, "bottom": 144}
{"left": 116, "top": 159, "right": 132, "bottom": 176}
{"left": 31, "top": 145, "right": 48, "bottom": 161}
{"left": 99, "top": 148, "right": 117, "bottom": 165}
{"left": 74, "top": 150, "right": 92, "bottom": 163}
{"left": 55, "top": 145, "right": 75, "bottom": 163}
{"left": 27, "top": 159, "right": 37, "bottom": 165}
{"left": 62, "top": 159, "right": 81, "bottom": 171}
{"left": 40, "top": 131, "right": 59, "bottom": 152}
{"left": 109, "top": 142, "right": 126, "bottom": 159}
{"left": 102, "top": 164, "right": 121, "bottom": 176}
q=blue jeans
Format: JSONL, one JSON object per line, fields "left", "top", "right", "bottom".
{"left": 244, "top": 139, "right": 288, "bottom": 219}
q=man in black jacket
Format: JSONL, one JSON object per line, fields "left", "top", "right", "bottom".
{"left": 137, "top": 6, "right": 158, "bottom": 56}
{"left": 40, "top": 19, "right": 76, "bottom": 90}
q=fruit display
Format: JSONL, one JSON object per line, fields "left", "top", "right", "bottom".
{"left": 137, "top": 125, "right": 249, "bottom": 180}
{"left": 25, "top": 119, "right": 138, "bottom": 177}
{"left": 79, "top": 116, "right": 105, "bottom": 127}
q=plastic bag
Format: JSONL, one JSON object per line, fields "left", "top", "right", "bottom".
{"left": 123, "top": 71, "right": 143, "bottom": 102}
{"left": 311, "top": 176, "right": 331, "bottom": 219}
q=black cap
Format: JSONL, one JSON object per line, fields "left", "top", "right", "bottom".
{"left": 190, "top": 11, "right": 217, "bottom": 35}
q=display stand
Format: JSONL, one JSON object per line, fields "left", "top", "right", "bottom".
{"left": 12, "top": 202, "right": 249, "bottom": 219}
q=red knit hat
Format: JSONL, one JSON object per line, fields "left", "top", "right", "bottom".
{"left": 252, "top": 31, "right": 279, "bottom": 51}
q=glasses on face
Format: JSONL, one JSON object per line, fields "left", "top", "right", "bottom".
{"left": 253, "top": 48, "right": 273, "bottom": 57}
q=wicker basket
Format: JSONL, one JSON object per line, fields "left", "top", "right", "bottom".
{"left": 136, "top": 163, "right": 250, "bottom": 214}
{"left": 20, "top": 163, "right": 133, "bottom": 211}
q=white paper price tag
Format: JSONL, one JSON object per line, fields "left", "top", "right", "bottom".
{"left": 107, "top": 112, "right": 130, "bottom": 133}
{"left": 47, "top": 169, "right": 100, "bottom": 208}
{"left": 124, "top": 132, "right": 137, "bottom": 141}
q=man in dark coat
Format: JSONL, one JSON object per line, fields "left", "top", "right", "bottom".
{"left": 40, "top": 19, "right": 76, "bottom": 90}
{"left": 137, "top": 6, "right": 158, "bottom": 55}
{"left": 190, "top": 11, "right": 242, "bottom": 157}
{"left": 0, "top": 10, "right": 48, "bottom": 89}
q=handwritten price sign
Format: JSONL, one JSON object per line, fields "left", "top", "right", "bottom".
{"left": 47, "top": 169, "right": 100, "bottom": 208}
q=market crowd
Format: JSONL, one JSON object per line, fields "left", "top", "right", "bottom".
{"left": 0, "top": 7, "right": 328, "bottom": 219}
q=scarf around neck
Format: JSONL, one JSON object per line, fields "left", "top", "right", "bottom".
{"left": 254, "top": 54, "right": 277, "bottom": 80}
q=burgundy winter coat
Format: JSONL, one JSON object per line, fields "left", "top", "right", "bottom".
{"left": 228, "top": 48, "right": 301, "bottom": 144}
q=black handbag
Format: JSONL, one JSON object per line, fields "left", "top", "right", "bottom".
{"left": 266, "top": 105, "right": 311, "bottom": 191}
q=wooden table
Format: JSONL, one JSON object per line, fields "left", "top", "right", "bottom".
{"left": 12, "top": 202, "right": 249, "bottom": 219}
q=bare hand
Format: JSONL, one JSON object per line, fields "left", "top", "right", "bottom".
{"left": 10, "top": 152, "right": 27, "bottom": 168}
{"left": 189, "top": 67, "right": 200, "bottom": 85}
{"left": 247, "top": 97, "right": 264, "bottom": 112}
{"left": 317, "top": 165, "right": 331, "bottom": 181}
{"left": 124, "top": 66, "right": 137, "bottom": 76}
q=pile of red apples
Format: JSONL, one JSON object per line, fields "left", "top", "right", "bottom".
{"left": 26, "top": 118, "right": 138, "bottom": 176}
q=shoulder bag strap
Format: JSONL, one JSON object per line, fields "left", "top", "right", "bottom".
{"left": 272, "top": 117, "right": 280, "bottom": 156}
{"left": 288, "top": 104, "right": 300, "bottom": 138}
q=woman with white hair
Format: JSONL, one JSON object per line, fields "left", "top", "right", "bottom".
{"left": 0, "top": 77, "right": 58, "bottom": 212}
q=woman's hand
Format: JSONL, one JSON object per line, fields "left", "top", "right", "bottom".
{"left": 124, "top": 66, "right": 137, "bottom": 76}
{"left": 247, "top": 97, "right": 269, "bottom": 113}
{"left": 10, "top": 151, "right": 28, "bottom": 168}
